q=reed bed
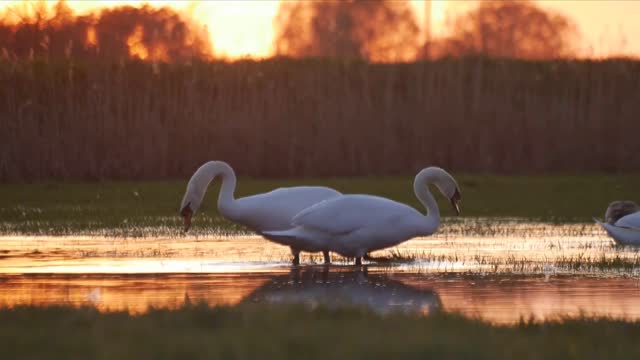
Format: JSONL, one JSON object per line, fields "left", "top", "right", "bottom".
{"left": 1, "top": 57, "right": 639, "bottom": 181}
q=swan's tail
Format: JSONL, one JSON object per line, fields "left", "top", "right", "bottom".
{"left": 594, "top": 217, "right": 613, "bottom": 235}
{"left": 261, "top": 229, "right": 296, "bottom": 238}
{"left": 260, "top": 229, "right": 301, "bottom": 247}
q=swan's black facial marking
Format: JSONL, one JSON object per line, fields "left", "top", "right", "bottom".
{"left": 181, "top": 202, "right": 193, "bottom": 232}
{"left": 450, "top": 188, "right": 461, "bottom": 215}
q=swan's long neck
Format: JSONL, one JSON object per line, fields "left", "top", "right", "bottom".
{"left": 190, "top": 161, "right": 238, "bottom": 217}
{"left": 215, "top": 163, "right": 237, "bottom": 213}
{"left": 413, "top": 170, "right": 440, "bottom": 233}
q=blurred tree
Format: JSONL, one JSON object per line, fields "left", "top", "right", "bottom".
{"left": 95, "top": 5, "right": 211, "bottom": 62}
{"left": 0, "top": 1, "right": 212, "bottom": 62}
{"left": 431, "top": 0, "right": 578, "bottom": 59}
{"left": 274, "top": 0, "right": 420, "bottom": 62}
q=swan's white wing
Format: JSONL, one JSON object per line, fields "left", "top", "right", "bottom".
{"left": 234, "top": 186, "right": 342, "bottom": 231}
{"left": 615, "top": 212, "right": 640, "bottom": 230}
{"left": 242, "top": 186, "right": 340, "bottom": 206}
{"left": 292, "top": 194, "right": 417, "bottom": 236}
{"left": 598, "top": 219, "right": 640, "bottom": 245}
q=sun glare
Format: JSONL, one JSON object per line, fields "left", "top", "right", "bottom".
{"left": 431, "top": 0, "right": 447, "bottom": 32}
{"left": 188, "top": 1, "right": 280, "bottom": 58}
{"left": 409, "top": 0, "right": 448, "bottom": 41}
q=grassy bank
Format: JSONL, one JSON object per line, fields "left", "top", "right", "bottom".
{"left": 0, "top": 175, "right": 638, "bottom": 235}
{"left": 1, "top": 58, "right": 640, "bottom": 181}
{"left": 1, "top": 303, "right": 638, "bottom": 359}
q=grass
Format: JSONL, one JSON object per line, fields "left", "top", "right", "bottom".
{"left": 1, "top": 303, "right": 639, "bottom": 359}
{"left": 0, "top": 175, "right": 638, "bottom": 235}
{"left": 381, "top": 249, "right": 640, "bottom": 275}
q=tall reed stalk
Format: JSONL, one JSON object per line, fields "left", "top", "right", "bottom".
{"left": 1, "top": 57, "right": 638, "bottom": 181}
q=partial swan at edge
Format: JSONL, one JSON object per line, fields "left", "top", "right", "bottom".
{"left": 596, "top": 200, "right": 640, "bottom": 245}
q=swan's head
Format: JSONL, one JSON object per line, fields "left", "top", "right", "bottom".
{"left": 179, "top": 161, "right": 234, "bottom": 232}
{"left": 180, "top": 187, "right": 202, "bottom": 232}
{"left": 179, "top": 161, "right": 235, "bottom": 232}
{"left": 420, "top": 167, "right": 462, "bottom": 215}
{"left": 605, "top": 200, "right": 639, "bottom": 224}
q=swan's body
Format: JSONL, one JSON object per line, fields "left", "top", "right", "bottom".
{"left": 597, "top": 201, "right": 640, "bottom": 245}
{"left": 264, "top": 167, "right": 461, "bottom": 265}
{"left": 179, "top": 161, "right": 342, "bottom": 264}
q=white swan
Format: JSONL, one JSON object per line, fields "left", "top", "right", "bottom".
{"left": 263, "top": 167, "right": 461, "bottom": 265}
{"left": 179, "top": 161, "right": 342, "bottom": 264}
{"left": 596, "top": 201, "right": 640, "bottom": 245}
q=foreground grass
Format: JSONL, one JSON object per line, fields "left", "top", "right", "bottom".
{"left": 1, "top": 303, "right": 639, "bottom": 359}
{"left": 1, "top": 175, "right": 638, "bottom": 235}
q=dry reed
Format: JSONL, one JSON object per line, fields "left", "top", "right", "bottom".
{"left": 1, "top": 57, "right": 639, "bottom": 181}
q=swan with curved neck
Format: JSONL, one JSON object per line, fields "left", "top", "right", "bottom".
{"left": 596, "top": 200, "right": 640, "bottom": 245}
{"left": 263, "top": 167, "right": 461, "bottom": 265}
{"left": 179, "top": 161, "right": 342, "bottom": 264}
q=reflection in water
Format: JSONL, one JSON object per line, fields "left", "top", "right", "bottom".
{"left": 241, "top": 267, "right": 441, "bottom": 315}
{"left": 0, "top": 273, "right": 272, "bottom": 312}
{"left": 2, "top": 270, "right": 640, "bottom": 323}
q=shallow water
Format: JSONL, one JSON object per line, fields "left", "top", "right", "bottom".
{"left": 1, "top": 220, "right": 640, "bottom": 323}
{"left": 0, "top": 221, "right": 636, "bottom": 274}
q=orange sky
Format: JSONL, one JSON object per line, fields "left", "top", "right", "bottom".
{"left": 537, "top": 0, "right": 640, "bottom": 57}
{"left": 2, "top": 0, "right": 639, "bottom": 59}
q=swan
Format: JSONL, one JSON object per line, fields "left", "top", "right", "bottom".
{"left": 596, "top": 201, "right": 640, "bottom": 245}
{"left": 179, "top": 161, "right": 342, "bottom": 264}
{"left": 263, "top": 167, "right": 461, "bottom": 265}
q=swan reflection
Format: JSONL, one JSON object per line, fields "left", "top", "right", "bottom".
{"left": 240, "top": 267, "right": 441, "bottom": 315}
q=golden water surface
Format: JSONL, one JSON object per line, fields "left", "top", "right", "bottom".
{"left": 1, "top": 221, "right": 639, "bottom": 324}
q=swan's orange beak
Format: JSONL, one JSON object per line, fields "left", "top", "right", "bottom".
{"left": 450, "top": 189, "right": 461, "bottom": 216}
{"left": 181, "top": 204, "right": 193, "bottom": 232}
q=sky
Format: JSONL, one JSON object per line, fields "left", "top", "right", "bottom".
{"left": 537, "top": 0, "right": 640, "bottom": 57}
{"left": 2, "top": 0, "right": 639, "bottom": 59}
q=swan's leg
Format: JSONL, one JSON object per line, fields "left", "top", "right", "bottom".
{"left": 321, "top": 266, "right": 329, "bottom": 282}
{"left": 290, "top": 266, "right": 301, "bottom": 282}
{"left": 322, "top": 250, "right": 331, "bottom": 265}
{"left": 291, "top": 248, "right": 300, "bottom": 266}
{"left": 355, "top": 257, "right": 362, "bottom": 266}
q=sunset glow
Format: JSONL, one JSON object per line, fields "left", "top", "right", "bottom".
{"left": 1, "top": 0, "right": 639, "bottom": 59}
{"left": 0, "top": 0, "right": 281, "bottom": 58}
